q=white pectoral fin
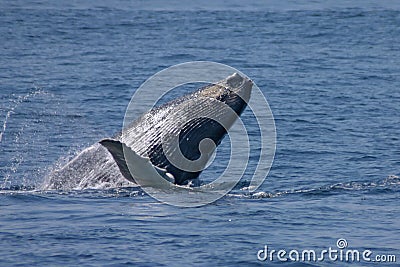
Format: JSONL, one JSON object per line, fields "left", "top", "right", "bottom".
{"left": 100, "top": 139, "right": 175, "bottom": 188}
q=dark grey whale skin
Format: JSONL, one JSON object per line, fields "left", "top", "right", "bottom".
{"left": 45, "top": 73, "right": 252, "bottom": 189}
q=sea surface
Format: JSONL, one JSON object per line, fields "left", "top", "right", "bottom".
{"left": 1, "top": 0, "right": 400, "bottom": 266}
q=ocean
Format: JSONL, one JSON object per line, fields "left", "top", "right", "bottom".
{"left": 1, "top": 0, "right": 399, "bottom": 266}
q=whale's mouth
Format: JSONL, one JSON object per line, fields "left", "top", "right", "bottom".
{"left": 100, "top": 73, "right": 253, "bottom": 186}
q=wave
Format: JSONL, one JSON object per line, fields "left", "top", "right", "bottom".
{"left": 1, "top": 175, "right": 399, "bottom": 203}
{"left": 233, "top": 174, "right": 400, "bottom": 199}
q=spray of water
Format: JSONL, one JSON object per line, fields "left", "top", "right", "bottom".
{"left": 0, "top": 87, "right": 45, "bottom": 143}
{"left": 0, "top": 87, "right": 47, "bottom": 188}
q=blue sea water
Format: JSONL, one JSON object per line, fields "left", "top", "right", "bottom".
{"left": 1, "top": 0, "right": 400, "bottom": 266}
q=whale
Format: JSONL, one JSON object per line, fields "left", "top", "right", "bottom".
{"left": 44, "top": 73, "right": 252, "bottom": 190}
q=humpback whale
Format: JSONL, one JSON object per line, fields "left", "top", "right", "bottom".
{"left": 45, "top": 73, "right": 252, "bottom": 190}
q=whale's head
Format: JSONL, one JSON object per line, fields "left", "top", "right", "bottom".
{"left": 101, "top": 73, "right": 253, "bottom": 186}
{"left": 197, "top": 72, "right": 252, "bottom": 116}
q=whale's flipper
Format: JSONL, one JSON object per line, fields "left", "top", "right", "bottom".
{"left": 99, "top": 139, "right": 135, "bottom": 183}
{"left": 99, "top": 139, "right": 175, "bottom": 186}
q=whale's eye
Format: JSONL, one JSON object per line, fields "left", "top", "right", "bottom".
{"left": 217, "top": 92, "right": 230, "bottom": 103}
